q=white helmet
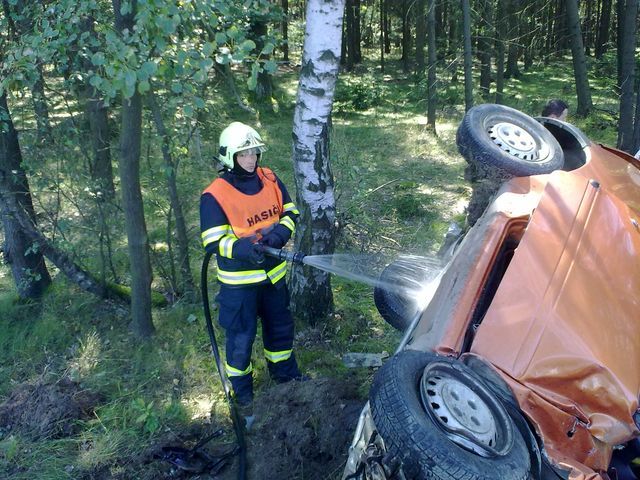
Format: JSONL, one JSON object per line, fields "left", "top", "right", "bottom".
{"left": 218, "top": 122, "right": 267, "bottom": 169}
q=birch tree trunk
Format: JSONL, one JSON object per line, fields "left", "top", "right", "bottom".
{"left": 290, "top": 0, "right": 345, "bottom": 325}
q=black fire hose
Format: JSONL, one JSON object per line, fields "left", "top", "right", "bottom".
{"left": 201, "top": 250, "right": 247, "bottom": 480}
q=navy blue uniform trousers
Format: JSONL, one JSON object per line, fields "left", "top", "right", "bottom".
{"left": 216, "top": 280, "right": 300, "bottom": 405}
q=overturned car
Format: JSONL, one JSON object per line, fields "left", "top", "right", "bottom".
{"left": 343, "top": 105, "right": 640, "bottom": 480}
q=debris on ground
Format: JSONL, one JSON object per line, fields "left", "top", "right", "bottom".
{"left": 0, "top": 376, "right": 101, "bottom": 440}
{"left": 342, "top": 352, "right": 388, "bottom": 368}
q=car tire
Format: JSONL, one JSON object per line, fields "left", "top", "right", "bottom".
{"left": 457, "top": 104, "right": 564, "bottom": 177}
{"left": 373, "top": 259, "right": 435, "bottom": 331}
{"left": 370, "top": 350, "right": 530, "bottom": 480}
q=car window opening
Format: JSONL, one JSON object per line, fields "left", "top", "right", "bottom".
{"left": 542, "top": 122, "right": 587, "bottom": 171}
{"left": 463, "top": 220, "right": 528, "bottom": 352}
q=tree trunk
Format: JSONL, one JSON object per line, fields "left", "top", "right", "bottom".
{"left": 504, "top": 0, "right": 521, "bottom": 78}
{"left": 354, "top": 0, "right": 362, "bottom": 62}
{"left": 290, "top": 0, "right": 345, "bottom": 325}
{"left": 281, "top": 0, "right": 289, "bottom": 61}
{"left": 0, "top": 171, "right": 130, "bottom": 304}
{"left": 113, "top": 0, "right": 154, "bottom": 337}
{"left": 0, "top": 92, "right": 52, "bottom": 298}
{"left": 553, "top": 0, "right": 568, "bottom": 54}
{"left": 616, "top": 0, "right": 638, "bottom": 151}
{"left": 426, "top": 0, "right": 437, "bottom": 132}
{"left": 383, "top": 0, "right": 390, "bottom": 54}
{"left": 478, "top": 0, "right": 493, "bottom": 99}
{"left": 584, "top": 0, "right": 593, "bottom": 57}
{"left": 380, "top": 0, "right": 385, "bottom": 73}
{"left": 345, "top": 0, "right": 356, "bottom": 70}
{"left": 85, "top": 86, "right": 116, "bottom": 201}
{"left": 415, "top": 0, "right": 426, "bottom": 75}
{"left": 495, "top": 0, "right": 507, "bottom": 103}
{"left": 31, "top": 64, "right": 52, "bottom": 141}
{"left": 462, "top": 0, "right": 473, "bottom": 111}
{"left": 401, "top": 0, "right": 410, "bottom": 72}
{"left": 595, "top": 0, "right": 611, "bottom": 58}
{"left": 147, "top": 90, "right": 196, "bottom": 299}
{"left": 633, "top": 88, "right": 640, "bottom": 154}
{"left": 251, "top": 20, "right": 274, "bottom": 108}
{"left": 566, "top": 0, "right": 593, "bottom": 117}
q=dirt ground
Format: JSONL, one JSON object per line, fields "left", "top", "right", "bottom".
{"left": 152, "top": 376, "right": 364, "bottom": 480}
{"left": 0, "top": 375, "right": 364, "bottom": 480}
{"left": 0, "top": 376, "right": 101, "bottom": 441}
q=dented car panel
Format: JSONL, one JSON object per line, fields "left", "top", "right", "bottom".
{"left": 471, "top": 149, "right": 640, "bottom": 474}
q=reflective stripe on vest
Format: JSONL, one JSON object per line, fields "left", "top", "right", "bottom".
{"left": 203, "top": 167, "right": 283, "bottom": 239}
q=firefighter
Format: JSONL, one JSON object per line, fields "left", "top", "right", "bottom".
{"left": 200, "top": 122, "right": 305, "bottom": 429}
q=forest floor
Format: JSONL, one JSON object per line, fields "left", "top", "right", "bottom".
{"left": 0, "top": 52, "right": 623, "bottom": 479}
{"left": 0, "top": 361, "right": 363, "bottom": 479}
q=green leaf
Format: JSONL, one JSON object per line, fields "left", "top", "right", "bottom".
{"left": 141, "top": 61, "right": 157, "bottom": 76}
{"left": 171, "top": 82, "right": 183, "bottom": 94}
{"left": 203, "top": 42, "right": 214, "bottom": 56}
{"left": 226, "top": 26, "right": 240, "bottom": 40}
{"left": 215, "top": 52, "right": 230, "bottom": 65}
{"left": 247, "top": 75, "right": 257, "bottom": 91}
{"left": 214, "top": 32, "right": 227, "bottom": 45}
{"left": 124, "top": 70, "right": 136, "bottom": 87}
{"left": 90, "top": 52, "right": 105, "bottom": 66}
{"left": 194, "top": 97, "right": 205, "bottom": 109}
{"left": 123, "top": 83, "right": 136, "bottom": 99}
{"left": 183, "top": 104, "right": 194, "bottom": 117}
{"left": 263, "top": 60, "right": 277, "bottom": 74}
{"left": 138, "top": 81, "right": 150, "bottom": 94}
{"left": 240, "top": 39, "right": 256, "bottom": 52}
{"left": 89, "top": 75, "right": 103, "bottom": 88}
{"left": 261, "top": 42, "right": 275, "bottom": 55}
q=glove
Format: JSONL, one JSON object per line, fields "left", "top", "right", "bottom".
{"left": 233, "top": 237, "right": 265, "bottom": 265}
{"left": 260, "top": 224, "right": 291, "bottom": 249}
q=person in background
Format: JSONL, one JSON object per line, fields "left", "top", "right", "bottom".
{"left": 542, "top": 99, "right": 569, "bottom": 121}
{"left": 200, "top": 122, "right": 306, "bottom": 429}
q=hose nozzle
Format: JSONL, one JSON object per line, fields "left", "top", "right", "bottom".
{"left": 259, "top": 245, "right": 306, "bottom": 265}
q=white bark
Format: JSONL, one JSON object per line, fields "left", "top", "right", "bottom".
{"left": 292, "top": 0, "right": 344, "bottom": 231}
{"left": 290, "top": 0, "right": 345, "bottom": 323}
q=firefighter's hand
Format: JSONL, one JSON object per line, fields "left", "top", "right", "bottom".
{"left": 233, "top": 237, "right": 265, "bottom": 265}
{"left": 260, "top": 225, "right": 290, "bottom": 249}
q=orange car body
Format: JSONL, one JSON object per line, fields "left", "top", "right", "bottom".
{"left": 409, "top": 140, "right": 640, "bottom": 479}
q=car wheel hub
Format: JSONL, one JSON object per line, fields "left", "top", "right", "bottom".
{"left": 488, "top": 122, "right": 538, "bottom": 161}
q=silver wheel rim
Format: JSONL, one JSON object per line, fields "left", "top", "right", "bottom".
{"left": 488, "top": 122, "right": 538, "bottom": 161}
{"left": 420, "top": 363, "right": 512, "bottom": 457}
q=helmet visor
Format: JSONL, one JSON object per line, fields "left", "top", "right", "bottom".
{"left": 237, "top": 147, "right": 261, "bottom": 156}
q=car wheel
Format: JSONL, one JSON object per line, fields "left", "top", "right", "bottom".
{"left": 457, "top": 104, "right": 564, "bottom": 177}
{"left": 370, "top": 350, "right": 530, "bottom": 480}
{"left": 373, "top": 259, "right": 437, "bottom": 331}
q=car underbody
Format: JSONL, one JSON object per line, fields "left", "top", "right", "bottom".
{"left": 344, "top": 107, "right": 640, "bottom": 480}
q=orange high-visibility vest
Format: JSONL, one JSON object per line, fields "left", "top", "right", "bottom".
{"left": 203, "top": 167, "right": 283, "bottom": 239}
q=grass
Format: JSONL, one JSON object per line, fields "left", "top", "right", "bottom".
{"left": 0, "top": 47, "right": 625, "bottom": 478}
